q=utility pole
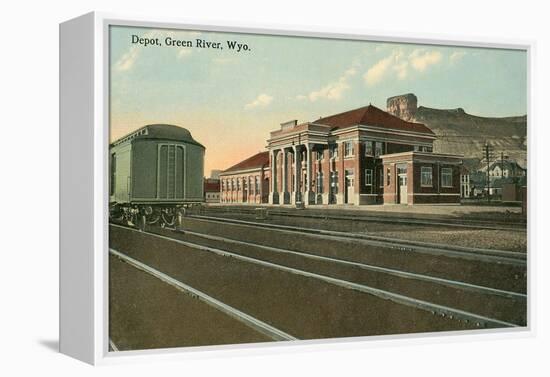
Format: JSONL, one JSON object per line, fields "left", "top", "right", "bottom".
{"left": 483, "top": 142, "right": 493, "bottom": 203}
{"left": 501, "top": 151, "right": 505, "bottom": 178}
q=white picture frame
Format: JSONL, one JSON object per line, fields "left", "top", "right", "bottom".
{"left": 59, "top": 11, "right": 534, "bottom": 365}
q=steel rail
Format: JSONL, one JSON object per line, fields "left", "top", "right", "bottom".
{"left": 110, "top": 248, "right": 298, "bottom": 342}
{"left": 109, "top": 339, "right": 119, "bottom": 352}
{"left": 201, "top": 207, "right": 526, "bottom": 231}
{"left": 177, "top": 228, "right": 526, "bottom": 300}
{"left": 110, "top": 224, "right": 518, "bottom": 329}
{"left": 187, "top": 215, "right": 526, "bottom": 265}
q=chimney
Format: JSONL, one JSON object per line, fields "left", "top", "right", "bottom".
{"left": 386, "top": 93, "right": 418, "bottom": 122}
{"left": 280, "top": 119, "right": 298, "bottom": 130}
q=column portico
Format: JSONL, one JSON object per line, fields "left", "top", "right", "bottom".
{"left": 336, "top": 141, "right": 345, "bottom": 205}
{"left": 281, "top": 147, "right": 290, "bottom": 204}
{"left": 293, "top": 145, "right": 302, "bottom": 204}
{"left": 304, "top": 143, "right": 315, "bottom": 205}
{"left": 268, "top": 149, "right": 279, "bottom": 204}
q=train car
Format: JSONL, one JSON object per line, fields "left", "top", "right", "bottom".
{"left": 109, "top": 124, "right": 205, "bottom": 226}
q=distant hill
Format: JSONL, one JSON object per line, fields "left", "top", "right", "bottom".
{"left": 413, "top": 106, "right": 527, "bottom": 169}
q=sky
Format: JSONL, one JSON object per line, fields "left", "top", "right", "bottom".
{"left": 109, "top": 26, "right": 527, "bottom": 176}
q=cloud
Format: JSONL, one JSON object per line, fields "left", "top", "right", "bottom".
{"left": 393, "top": 61, "right": 409, "bottom": 80}
{"left": 409, "top": 49, "right": 442, "bottom": 71}
{"left": 244, "top": 94, "right": 273, "bottom": 109}
{"left": 114, "top": 46, "right": 140, "bottom": 72}
{"left": 364, "top": 48, "right": 442, "bottom": 86}
{"left": 113, "top": 29, "right": 162, "bottom": 72}
{"left": 450, "top": 51, "right": 467, "bottom": 64}
{"left": 177, "top": 48, "right": 192, "bottom": 60}
{"left": 301, "top": 62, "right": 359, "bottom": 102}
{"left": 308, "top": 78, "right": 350, "bottom": 102}
{"left": 364, "top": 54, "right": 394, "bottom": 85}
{"left": 113, "top": 29, "right": 202, "bottom": 71}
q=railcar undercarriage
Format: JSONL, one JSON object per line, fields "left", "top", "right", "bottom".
{"left": 109, "top": 202, "right": 201, "bottom": 228}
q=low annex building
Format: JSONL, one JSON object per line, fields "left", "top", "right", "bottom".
{"left": 219, "top": 151, "right": 270, "bottom": 204}
{"left": 204, "top": 178, "right": 220, "bottom": 203}
{"left": 220, "top": 98, "right": 463, "bottom": 206}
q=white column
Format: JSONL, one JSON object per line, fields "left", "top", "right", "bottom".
{"left": 290, "top": 147, "right": 296, "bottom": 205}
{"left": 305, "top": 143, "right": 314, "bottom": 205}
{"left": 269, "top": 150, "right": 274, "bottom": 203}
{"left": 269, "top": 149, "right": 279, "bottom": 204}
{"left": 281, "top": 147, "right": 289, "bottom": 204}
{"left": 293, "top": 145, "right": 301, "bottom": 203}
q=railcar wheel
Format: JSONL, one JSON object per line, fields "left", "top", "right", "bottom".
{"left": 124, "top": 206, "right": 139, "bottom": 227}
{"left": 146, "top": 212, "right": 161, "bottom": 225}
{"left": 141, "top": 206, "right": 160, "bottom": 225}
{"left": 127, "top": 212, "right": 137, "bottom": 227}
{"left": 109, "top": 205, "right": 124, "bottom": 222}
{"left": 160, "top": 207, "right": 176, "bottom": 227}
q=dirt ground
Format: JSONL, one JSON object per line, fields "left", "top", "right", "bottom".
{"left": 207, "top": 202, "right": 523, "bottom": 217}
{"left": 109, "top": 225, "right": 478, "bottom": 351}
{"left": 109, "top": 255, "right": 271, "bottom": 351}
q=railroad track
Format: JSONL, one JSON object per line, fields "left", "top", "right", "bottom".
{"left": 175, "top": 229, "right": 525, "bottom": 299}
{"left": 110, "top": 223, "right": 526, "bottom": 330}
{"left": 199, "top": 206, "right": 526, "bottom": 232}
{"left": 110, "top": 247, "right": 297, "bottom": 342}
{"left": 108, "top": 339, "right": 119, "bottom": 352}
{"left": 186, "top": 214, "right": 526, "bottom": 264}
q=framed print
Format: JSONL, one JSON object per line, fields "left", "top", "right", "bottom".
{"left": 60, "top": 12, "right": 531, "bottom": 365}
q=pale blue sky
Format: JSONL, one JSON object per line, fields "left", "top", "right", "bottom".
{"left": 109, "top": 25, "right": 527, "bottom": 174}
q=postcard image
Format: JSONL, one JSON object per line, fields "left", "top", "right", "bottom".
{"left": 107, "top": 25, "right": 527, "bottom": 352}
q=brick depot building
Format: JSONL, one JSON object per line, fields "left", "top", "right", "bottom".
{"left": 220, "top": 102, "right": 462, "bottom": 206}
{"left": 220, "top": 151, "right": 270, "bottom": 204}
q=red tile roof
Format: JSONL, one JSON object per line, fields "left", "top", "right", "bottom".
{"left": 316, "top": 104, "right": 434, "bottom": 135}
{"left": 223, "top": 151, "right": 269, "bottom": 173}
{"left": 204, "top": 180, "right": 220, "bottom": 192}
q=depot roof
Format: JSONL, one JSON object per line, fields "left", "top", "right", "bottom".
{"left": 315, "top": 104, "right": 434, "bottom": 135}
{"left": 222, "top": 151, "right": 269, "bottom": 174}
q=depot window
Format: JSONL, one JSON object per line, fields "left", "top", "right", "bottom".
{"left": 365, "top": 169, "right": 373, "bottom": 186}
{"left": 344, "top": 141, "right": 354, "bottom": 157}
{"left": 329, "top": 144, "right": 338, "bottom": 158}
{"left": 421, "top": 166, "right": 433, "bottom": 187}
{"left": 441, "top": 167, "right": 453, "bottom": 187}
{"left": 364, "top": 141, "right": 373, "bottom": 156}
{"left": 375, "top": 142, "right": 384, "bottom": 157}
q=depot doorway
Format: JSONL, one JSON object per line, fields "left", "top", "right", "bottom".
{"left": 397, "top": 164, "right": 408, "bottom": 204}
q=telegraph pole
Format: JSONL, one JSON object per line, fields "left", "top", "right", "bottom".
{"left": 484, "top": 142, "right": 493, "bottom": 202}
{"left": 501, "top": 151, "right": 504, "bottom": 177}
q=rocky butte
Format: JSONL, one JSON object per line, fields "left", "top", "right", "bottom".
{"left": 386, "top": 94, "right": 527, "bottom": 169}
{"left": 387, "top": 93, "right": 418, "bottom": 122}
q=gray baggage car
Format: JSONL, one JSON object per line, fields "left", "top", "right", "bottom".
{"left": 109, "top": 124, "right": 205, "bottom": 226}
